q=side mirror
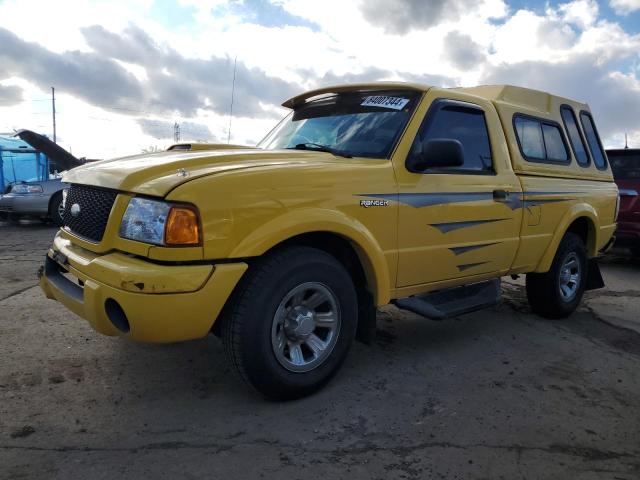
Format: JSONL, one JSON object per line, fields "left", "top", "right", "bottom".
{"left": 407, "top": 138, "right": 464, "bottom": 172}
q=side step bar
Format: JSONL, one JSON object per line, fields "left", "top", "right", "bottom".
{"left": 393, "top": 279, "right": 501, "bottom": 321}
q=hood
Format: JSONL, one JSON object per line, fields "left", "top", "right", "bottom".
{"left": 62, "top": 148, "right": 344, "bottom": 197}
{"left": 15, "top": 130, "right": 83, "bottom": 171}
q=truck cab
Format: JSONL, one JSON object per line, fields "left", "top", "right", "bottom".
{"left": 39, "top": 83, "right": 618, "bottom": 399}
{"left": 607, "top": 148, "right": 640, "bottom": 255}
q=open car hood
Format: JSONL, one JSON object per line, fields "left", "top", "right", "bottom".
{"left": 15, "top": 130, "right": 83, "bottom": 171}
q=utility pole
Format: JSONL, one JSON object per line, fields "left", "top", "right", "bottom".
{"left": 228, "top": 56, "right": 237, "bottom": 144}
{"left": 174, "top": 122, "right": 181, "bottom": 143}
{"left": 625, "top": 133, "right": 629, "bottom": 149}
{"left": 51, "top": 87, "right": 57, "bottom": 143}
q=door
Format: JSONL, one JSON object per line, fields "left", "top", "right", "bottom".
{"left": 394, "top": 94, "right": 523, "bottom": 287}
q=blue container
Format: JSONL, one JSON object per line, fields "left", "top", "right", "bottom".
{"left": 0, "top": 135, "right": 49, "bottom": 192}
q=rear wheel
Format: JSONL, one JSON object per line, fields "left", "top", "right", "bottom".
{"left": 221, "top": 246, "right": 358, "bottom": 400}
{"left": 49, "top": 192, "right": 65, "bottom": 227}
{"left": 526, "top": 232, "right": 587, "bottom": 319}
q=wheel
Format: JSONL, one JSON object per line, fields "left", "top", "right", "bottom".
{"left": 221, "top": 246, "right": 358, "bottom": 400}
{"left": 49, "top": 192, "right": 65, "bottom": 227}
{"left": 526, "top": 232, "right": 587, "bottom": 319}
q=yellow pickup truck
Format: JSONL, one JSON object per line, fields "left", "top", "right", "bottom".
{"left": 40, "top": 83, "right": 618, "bottom": 399}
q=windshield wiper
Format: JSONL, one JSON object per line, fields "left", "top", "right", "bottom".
{"left": 289, "top": 143, "right": 353, "bottom": 158}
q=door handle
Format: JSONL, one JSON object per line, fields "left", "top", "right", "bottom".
{"left": 493, "top": 189, "right": 508, "bottom": 201}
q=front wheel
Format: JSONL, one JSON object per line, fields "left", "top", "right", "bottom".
{"left": 221, "top": 246, "right": 358, "bottom": 400}
{"left": 526, "top": 232, "right": 587, "bottom": 319}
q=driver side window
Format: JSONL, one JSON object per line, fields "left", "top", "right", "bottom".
{"left": 409, "top": 100, "right": 494, "bottom": 174}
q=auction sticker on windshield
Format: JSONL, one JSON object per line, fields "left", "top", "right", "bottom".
{"left": 361, "top": 96, "right": 410, "bottom": 110}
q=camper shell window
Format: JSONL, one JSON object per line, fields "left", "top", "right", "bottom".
{"left": 513, "top": 114, "right": 570, "bottom": 165}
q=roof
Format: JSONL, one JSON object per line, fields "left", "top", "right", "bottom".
{"left": 455, "top": 84, "right": 587, "bottom": 115}
{"left": 282, "top": 82, "right": 588, "bottom": 114}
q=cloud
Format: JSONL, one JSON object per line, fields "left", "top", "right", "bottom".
{"left": 558, "top": 0, "right": 599, "bottom": 29}
{"left": 0, "top": 24, "right": 298, "bottom": 121}
{"left": 360, "top": 0, "right": 479, "bottom": 35}
{"left": 481, "top": 55, "right": 640, "bottom": 139}
{"left": 535, "top": 17, "right": 577, "bottom": 49}
{"left": 0, "top": 27, "right": 144, "bottom": 109}
{"left": 80, "top": 24, "right": 298, "bottom": 118}
{"left": 300, "top": 66, "right": 457, "bottom": 89}
{"left": 138, "top": 119, "right": 215, "bottom": 141}
{"left": 214, "top": 0, "right": 321, "bottom": 31}
{"left": 610, "top": 0, "right": 640, "bottom": 15}
{"left": 0, "top": 84, "right": 23, "bottom": 106}
{"left": 442, "top": 32, "right": 486, "bottom": 70}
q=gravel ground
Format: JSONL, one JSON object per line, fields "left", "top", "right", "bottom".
{"left": 0, "top": 223, "right": 639, "bottom": 479}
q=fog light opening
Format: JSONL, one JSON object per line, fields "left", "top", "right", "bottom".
{"left": 105, "top": 299, "right": 130, "bottom": 333}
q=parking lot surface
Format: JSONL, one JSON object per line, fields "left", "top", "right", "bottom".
{"left": 1, "top": 224, "right": 639, "bottom": 479}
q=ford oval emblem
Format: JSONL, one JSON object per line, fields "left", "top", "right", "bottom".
{"left": 70, "top": 203, "right": 81, "bottom": 217}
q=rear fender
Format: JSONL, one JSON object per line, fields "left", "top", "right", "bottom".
{"left": 534, "top": 203, "right": 598, "bottom": 273}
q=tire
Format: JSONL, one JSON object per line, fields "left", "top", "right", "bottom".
{"left": 221, "top": 246, "right": 358, "bottom": 400}
{"left": 49, "top": 192, "right": 65, "bottom": 227}
{"left": 526, "top": 232, "right": 587, "bottom": 319}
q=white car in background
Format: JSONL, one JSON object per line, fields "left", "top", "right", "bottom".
{"left": 0, "top": 130, "right": 82, "bottom": 225}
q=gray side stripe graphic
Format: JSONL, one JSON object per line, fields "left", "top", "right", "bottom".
{"left": 358, "top": 192, "right": 493, "bottom": 208}
{"left": 449, "top": 242, "right": 500, "bottom": 255}
{"left": 524, "top": 191, "right": 582, "bottom": 196}
{"left": 430, "top": 218, "right": 508, "bottom": 233}
{"left": 357, "top": 191, "right": 580, "bottom": 210}
{"left": 502, "top": 194, "right": 524, "bottom": 210}
{"left": 523, "top": 198, "right": 573, "bottom": 208}
{"left": 457, "top": 262, "right": 490, "bottom": 272}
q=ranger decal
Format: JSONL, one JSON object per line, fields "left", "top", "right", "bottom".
{"left": 360, "top": 199, "right": 389, "bottom": 208}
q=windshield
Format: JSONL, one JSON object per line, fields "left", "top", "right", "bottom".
{"left": 608, "top": 151, "right": 640, "bottom": 180}
{"left": 1, "top": 150, "right": 49, "bottom": 191}
{"left": 258, "top": 90, "right": 421, "bottom": 159}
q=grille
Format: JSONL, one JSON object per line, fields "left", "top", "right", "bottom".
{"left": 62, "top": 184, "right": 118, "bottom": 242}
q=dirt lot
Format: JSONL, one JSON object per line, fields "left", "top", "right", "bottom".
{"left": 1, "top": 223, "right": 639, "bottom": 479}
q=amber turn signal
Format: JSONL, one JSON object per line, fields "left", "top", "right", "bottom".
{"left": 165, "top": 207, "right": 200, "bottom": 245}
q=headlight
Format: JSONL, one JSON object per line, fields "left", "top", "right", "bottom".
{"left": 119, "top": 197, "right": 200, "bottom": 246}
{"left": 11, "top": 184, "right": 43, "bottom": 194}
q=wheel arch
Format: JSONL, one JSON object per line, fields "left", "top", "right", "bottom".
{"left": 534, "top": 204, "right": 599, "bottom": 273}
{"left": 229, "top": 208, "right": 391, "bottom": 306}
{"left": 47, "top": 189, "right": 64, "bottom": 213}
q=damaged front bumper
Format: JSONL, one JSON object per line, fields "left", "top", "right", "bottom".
{"left": 39, "top": 233, "right": 247, "bottom": 343}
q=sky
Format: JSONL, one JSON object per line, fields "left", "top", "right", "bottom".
{"left": 0, "top": 0, "right": 639, "bottom": 159}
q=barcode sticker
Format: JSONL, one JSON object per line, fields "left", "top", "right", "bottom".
{"left": 361, "top": 96, "right": 410, "bottom": 110}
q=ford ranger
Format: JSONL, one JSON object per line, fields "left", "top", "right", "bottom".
{"left": 39, "top": 83, "right": 618, "bottom": 399}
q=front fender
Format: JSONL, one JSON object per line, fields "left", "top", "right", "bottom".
{"left": 534, "top": 203, "right": 598, "bottom": 273}
{"left": 230, "top": 208, "right": 391, "bottom": 305}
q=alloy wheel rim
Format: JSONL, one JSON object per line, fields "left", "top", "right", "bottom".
{"left": 271, "top": 282, "right": 341, "bottom": 373}
{"left": 558, "top": 252, "right": 581, "bottom": 301}
{"left": 57, "top": 201, "right": 65, "bottom": 220}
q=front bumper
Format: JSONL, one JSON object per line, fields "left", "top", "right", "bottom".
{"left": 0, "top": 192, "right": 50, "bottom": 215}
{"left": 39, "top": 234, "right": 247, "bottom": 343}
